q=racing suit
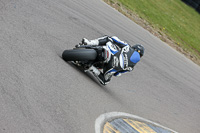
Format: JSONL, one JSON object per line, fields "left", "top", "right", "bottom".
{"left": 83, "top": 36, "right": 141, "bottom": 85}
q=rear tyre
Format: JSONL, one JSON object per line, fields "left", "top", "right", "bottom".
{"left": 62, "top": 49, "right": 97, "bottom": 61}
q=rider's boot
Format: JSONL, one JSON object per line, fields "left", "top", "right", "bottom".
{"left": 82, "top": 38, "right": 99, "bottom": 45}
{"left": 82, "top": 36, "right": 110, "bottom": 46}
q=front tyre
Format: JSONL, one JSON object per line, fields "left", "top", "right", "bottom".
{"left": 62, "top": 49, "right": 97, "bottom": 61}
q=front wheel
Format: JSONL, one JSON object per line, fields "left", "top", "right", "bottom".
{"left": 62, "top": 49, "right": 97, "bottom": 61}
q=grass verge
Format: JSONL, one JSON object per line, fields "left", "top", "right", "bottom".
{"left": 104, "top": 0, "right": 200, "bottom": 65}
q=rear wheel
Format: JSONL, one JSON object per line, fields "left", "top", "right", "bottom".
{"left": 62, "top": 49, "right": 97, "bottom": 61}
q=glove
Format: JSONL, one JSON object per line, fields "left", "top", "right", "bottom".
{"left": 114, "top": 72, "right": 121, "bottom": 77}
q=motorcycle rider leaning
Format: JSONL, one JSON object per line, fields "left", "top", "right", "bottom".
{"left": 82, "top": 35, "right": 144, "bottom": 85}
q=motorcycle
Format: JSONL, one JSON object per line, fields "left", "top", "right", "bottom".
{"left": 62, "top": 42, "right": 119, "bottom": 84}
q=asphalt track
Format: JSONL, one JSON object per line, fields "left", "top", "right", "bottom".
{"left": 0, "top": 0, "right": 200, "bottom": 133}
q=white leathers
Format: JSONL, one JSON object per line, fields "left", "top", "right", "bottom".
{"left": 104, "top": 41, "right": 118, "bottom": 63}
{"left": 119, "top": 46, "right": 129, "bottom": 69}
{"left": 82, "top": 36, "right": 138, "bottom": 85}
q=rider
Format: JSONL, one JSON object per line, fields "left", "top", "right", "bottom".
{"left": 82, "top": 35, "right": 144, "bottom": 85}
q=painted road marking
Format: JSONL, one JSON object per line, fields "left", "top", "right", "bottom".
{"left": 103, "top": 122, "right": 120, "bottom": 133}
{"left": 95, "top": 112, "right": 178, "bottom": 133}
{"left": 109, "top": 118, "right": 139, "bottom": 133}
{"left": 123, "top": 119, "right": 157, "bottom": 133}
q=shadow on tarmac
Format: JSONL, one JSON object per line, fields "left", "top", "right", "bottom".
{"left": 59, "top": 55, "right": 125, "bottom": 105}
{"left": 66, "top": 61, "right": 125, "bottom": 104}
{"left": 58, "top": 54, "right": 105, "bottom": 88}
{"left": 66, "top": 61, "right": 103, "bottom": 87}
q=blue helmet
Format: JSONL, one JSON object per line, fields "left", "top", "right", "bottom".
{"left": 132, "top": 44, "right": 145, "bottom": 57}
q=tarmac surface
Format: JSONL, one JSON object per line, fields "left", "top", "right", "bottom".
{"left": 0, "top": 0, "right": 200, "bottom": 133}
